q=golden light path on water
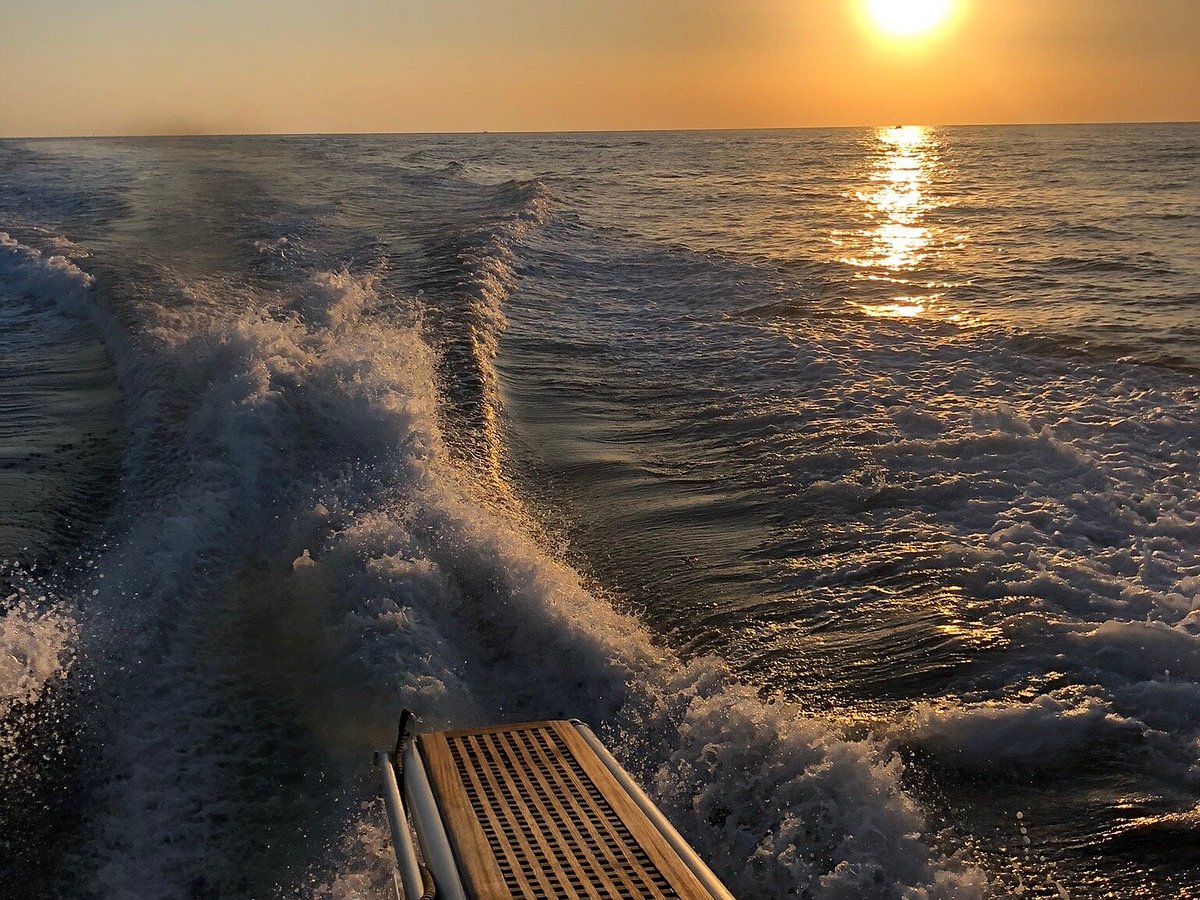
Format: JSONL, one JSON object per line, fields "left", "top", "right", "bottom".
{"left": 837, "top": 125, "right": 965, "bottom": 322}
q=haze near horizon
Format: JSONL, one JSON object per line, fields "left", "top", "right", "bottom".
{"left": 0, "top": 0, "right": 1197, "bottom": 137}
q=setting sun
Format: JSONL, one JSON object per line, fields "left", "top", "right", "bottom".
{"left": 865, "top": 0, "right": 955, "bottom": 38}
{"left": 1, "top": 2, "right": 1199, "bottom": 899}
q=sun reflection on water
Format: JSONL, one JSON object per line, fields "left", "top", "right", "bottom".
{"left": 838, "top": 125, "right": 963, "bottom": 321}
{"left": 863, "top": 125, "right": 931, "bottom": 269}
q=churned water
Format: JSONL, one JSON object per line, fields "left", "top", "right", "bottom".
{"left": 0, "top": 125, "right": 1197, "bottom": 898}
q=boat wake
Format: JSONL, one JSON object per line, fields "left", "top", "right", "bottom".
{"left": 1, "top": 206, "right": 987, "bottom": 897}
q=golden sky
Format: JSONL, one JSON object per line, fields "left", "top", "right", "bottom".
{"left": 1, "top": 0, "right": 1196, "bottom": 136}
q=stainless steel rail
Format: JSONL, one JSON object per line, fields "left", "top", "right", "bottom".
{"left": 375, "top": 751, "right": 426, "bottom": 900}
{"left": 402, "top": 741, "right": 468, "bottom": 900}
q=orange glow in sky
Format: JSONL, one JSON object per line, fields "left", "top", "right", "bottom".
{"left": 0, "top": 0, "right": 1196, "bottom": 136}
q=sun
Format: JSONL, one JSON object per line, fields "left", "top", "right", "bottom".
{"left": 864, "top": 0, "right": 955, "bottom": 39}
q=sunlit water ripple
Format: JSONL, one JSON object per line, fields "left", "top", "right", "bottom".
{"left": 0, "top": 124, "right": 1197, "bottom": 898}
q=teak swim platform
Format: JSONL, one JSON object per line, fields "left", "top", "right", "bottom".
{"left": 377, "top": 715, "right": 735, "bottom": 899}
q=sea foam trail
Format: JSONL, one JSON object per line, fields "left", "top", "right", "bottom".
{"left": 0, "top": 596, "right": 77, "bottom": 726}
{"left": 0, "top": 233, "right": 95, "bottom": 720}
{"left": 0, "top": 231, "right": 94, "bottom": 301}
{"left": 6, "top": 211, "right": 986, "bottom": 897}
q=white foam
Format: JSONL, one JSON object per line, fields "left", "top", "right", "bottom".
{"left": 0, "top": 230, "right": 95, "bottom": 313}
{"left": 896, "top": 690, "right": 1140, "bottom": 772}
{"left": 54, "top": 255, "right": 984, "bottom": 897}
{"left": 0, "top": 598, "right": 77, "bottom": 722}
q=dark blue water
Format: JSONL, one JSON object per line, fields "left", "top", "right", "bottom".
{"left": 0, "top": 125, "right": 1197, "bottom": 898}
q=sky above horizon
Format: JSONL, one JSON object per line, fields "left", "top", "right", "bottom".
{"left": 1, "top": 0, "right": 1197, "bottom": 137}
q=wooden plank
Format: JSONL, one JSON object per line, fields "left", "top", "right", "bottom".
{"left": 464, "top": 732, "right": 563, "bottom": 899}
{"left": 523, "top": 724, "right": 673, "bottom": 900}
{"left": 436, "top": 720, "right": 565, "bottom": 739}
{"left": 418, "top": 732, "right": 511, "bottom": 899}
{"left": 418, "top": 721, "right": 720, "bottom": 900}
{"left": 490, "top": 727, "right": 612, "bottom": 900}
{"left": 549, "top": 722, "right": 715, "bottom": 900}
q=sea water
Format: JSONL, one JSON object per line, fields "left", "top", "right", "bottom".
{"left": 0, "top": 125, "right": 1196, "bottom": 898}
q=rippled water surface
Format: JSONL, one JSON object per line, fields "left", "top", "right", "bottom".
{"left": 0, "top": 125, "right": 1197, "bottom": 898}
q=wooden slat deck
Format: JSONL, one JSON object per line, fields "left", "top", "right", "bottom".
{"left": 417, "top": 721, "right": 716, "bottom": 900}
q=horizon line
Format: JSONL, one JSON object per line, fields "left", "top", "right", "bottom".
{"left": 2, "top": 118, "right": 1197, "bottom": 141}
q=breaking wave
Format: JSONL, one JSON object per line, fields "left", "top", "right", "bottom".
{"left": 1, "top": 213, "right": 986, "bottom": 897}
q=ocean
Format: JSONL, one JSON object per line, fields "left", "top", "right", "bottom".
{"left": 0, "top": 124, "right": 1197, "bottom": 898}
